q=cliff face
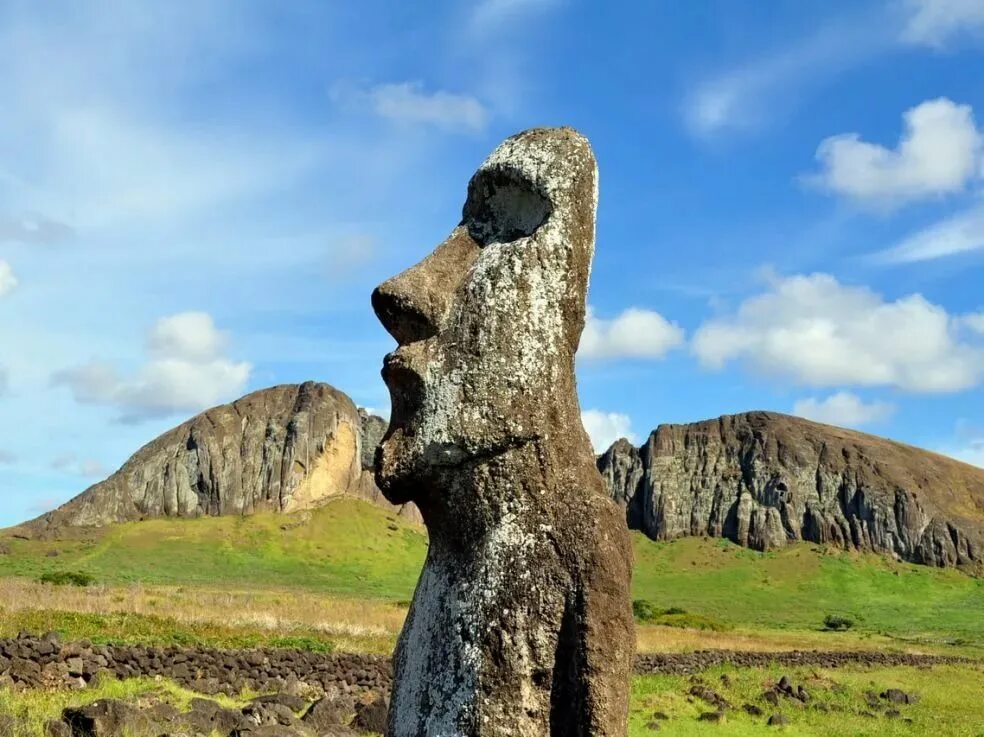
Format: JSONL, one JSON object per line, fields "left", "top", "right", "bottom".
{"left": 598, "top": 412, "right": 984, "bottom": 574}
{"left": 28, "top": 383, "right": 417, "bottom": 531}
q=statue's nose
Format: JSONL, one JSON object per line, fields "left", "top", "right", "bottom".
{"left": 371, "top": 228, "right": 481, "bottom": 346}
{"left": 371, "top": 274, "right": 439, "bottom": 346}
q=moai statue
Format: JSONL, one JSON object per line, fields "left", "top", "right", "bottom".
{"left": 372, "top": 127, "right": 633, "bottom": 737}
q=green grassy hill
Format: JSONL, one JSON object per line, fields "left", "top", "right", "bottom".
{"left": 2, "top": 497, "right": 982, "bottom": 646}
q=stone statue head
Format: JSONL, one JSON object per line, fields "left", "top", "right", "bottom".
{"left": 372, "top": 128, "right": 598, "bottom": 508}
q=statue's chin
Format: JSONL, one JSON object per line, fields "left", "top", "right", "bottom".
{"left": 374, "top": 434, "right": 424, "bottom": 506}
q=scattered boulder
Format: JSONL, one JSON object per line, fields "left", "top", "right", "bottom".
{"left": 697, "top": 711, "right": 725, "bottom": 722}
{"left": 302, "top": 697, "right": 350, "bottom": 732}
{"left": 742, "top": 704, "right": 763, "bottom": 716}
{"left": 62, "top": 700, "right": 151, "bottom": 737}
{"left": 881, "top": 688, "right": 917, "bottom": 704}
{"left": 351, "top": 695, "right": 388, "bottom": 734}
{"left": 767, "top": 713, "right": 789, "bottom": 726}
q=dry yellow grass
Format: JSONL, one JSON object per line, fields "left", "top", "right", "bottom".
{"left": 0, "top": 579, "right": 405, "bottom": 653}
{"left": 633, "top": 623, "right": 949, "bottom": 655}
{"left": 2, "top": 578, "right": 960, "bottom": 657}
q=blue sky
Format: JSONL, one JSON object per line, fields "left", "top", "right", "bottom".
{"left": 1, "top": 0, "right": 983, "bottom": 526}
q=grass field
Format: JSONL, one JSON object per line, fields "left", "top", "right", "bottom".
{"left": 627, "top": 662, "right": 984, "bottom": 736}
{"left": 2, "top": 663, "right": 982, "bottom": 736}
{"left": 1, "top": 497, "right": 983, "bottom": 733}
{"left": 2, "top": 497, "right": 981, "bottom": 653}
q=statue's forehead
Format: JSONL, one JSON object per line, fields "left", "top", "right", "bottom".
{"left": 476, "top": 130, "right": 593, "bottom": 202}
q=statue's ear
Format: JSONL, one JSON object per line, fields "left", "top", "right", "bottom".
{"left": 462, "top": 166, "right": 552, "bottom": 247}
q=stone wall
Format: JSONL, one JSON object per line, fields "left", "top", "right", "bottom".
{"left": 0, "top": 633, "right": 971, "bottom": 695}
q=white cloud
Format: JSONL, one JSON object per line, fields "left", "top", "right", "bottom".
{"left": 793, "top": 391, "right": 895, "bottom": 428}
{"left": 875, "top": 203, "right": 984, "bottom": 263}
{"left": 579, "top": 307, "right": 685, "bottom": 360}
{"left": 692, "top": 272, "right": 984, "bottom": 393}
{"left": 901, "top": 0, "right": 984, "bottom": 47}
{"left": 0, "top": 261, "right": 18, "bottom": 297}
{"left": 581, "top": 410, "right": 636, "bottom": 453}
{"left": 358, "top": 82, "right": 489, "bottom": 133}
{"left": 811, "top": 98, "right": 983, "bottom": 208}
{"left": 148, "top": 312, "right": 229, "bottom": 362}
{"left": 53, "top": 311, "right": 250, "bottom": 422}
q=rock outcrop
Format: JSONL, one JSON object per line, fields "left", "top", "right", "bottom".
{"left": 598, "top": 412, "right": 984, "bottom": 573}
{"left": 26, "top": 382, "right": 417, "bottom": 532}
{"left": 372, "top": 128, "right": 633, "bottom": 736}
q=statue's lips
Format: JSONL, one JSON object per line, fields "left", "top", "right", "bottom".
{"left": 381, "top": 349, "right": 425, "bottom": 424}
{"left": 381, "top": 349, "right": 417, "bottom": 386}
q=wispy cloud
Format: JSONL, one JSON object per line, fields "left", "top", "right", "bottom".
{"left": 684, "top": 9, "right": 891, "bottom": 137}
{"left": 0, "top": 261, "right": 18, "bottom": 298}
{"left": 469, "top": 0, "right": 561, "bottom": 34}
{"left": 50, "top": 454, "right": 109, "bottom": 478}
{"left": 874, "top": 201, "right": 984, "bottom": 263}
{"left": 793, "top": 391, "right": 895, "bottom": 428}
{"left": 334, "top": 81, "right": 489, "bottom": 133}
{"left": 0, "top": 214, "right": 75, "bottom": 245}
{"left": 52, "top": 312, "right": 251, "bottom": 423}
{"left": 685, "top": 2, "right": 984, "bottom": 138}
{"left": 900, "top": 0, "right": 984, "bottom": 48}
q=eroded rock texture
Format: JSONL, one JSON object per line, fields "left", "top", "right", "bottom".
{"left": 598, "top": 412, "right": 984, "bottom": 574}
{"left": 27, "top": 383, "right": 416, "bottom": 531}
{"left": 372, "top": 128, "right": 633, "bottom": 736}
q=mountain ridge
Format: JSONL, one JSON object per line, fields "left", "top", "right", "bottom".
{"left": 598, "top": 410, "right": 984, "bottom": 574}
{"left": 20, "top": 382, "right": 416, "bottom": 534}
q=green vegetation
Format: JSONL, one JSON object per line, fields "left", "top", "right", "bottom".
{"left": 628, "top": 663, "right": 984, "bottom": 736}
{"left": 823, "top": 614, "right": 855, "bottom": 631}
{"left": 631, "top": 535, "right": 984, "bottom": 649}
{"left": 632, "top": 601, "right": 729, "bottom": 632}
{"left": 0, "top": 677, "right": 250, "bottom": 737}
{"left": 2, "top": 664, "right": 982, "bottom": 736}
{"left": 0, "top": 609, "right": 336, "bottom": 653}
{"left": 2, "top": 499, "right": 983, "bottom": 649}
{"left": 0, "top": 498, "right": 427, "bottom": 599}
{"left": 37, "top": 570, "right": 95, "bottom": 587}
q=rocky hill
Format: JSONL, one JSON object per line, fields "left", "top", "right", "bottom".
{"left": 598, "top": 412, "right": 984, "bottom": 573}
{"left": 24, "top": 382, "right": 417, "bottom": 533}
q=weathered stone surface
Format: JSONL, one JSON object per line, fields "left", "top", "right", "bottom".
{"left": 21, "top": 383, "right": 418, "bottom": 531}
{"left": 598, "top": 412, "right": 984, "bottom": 573}
{"left": 372, "top": 127, "right": 633, "bottom": 736}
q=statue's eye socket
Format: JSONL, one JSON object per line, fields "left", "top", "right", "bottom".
{"left": 462, "top": 168, "right": 552, "bottom": 246}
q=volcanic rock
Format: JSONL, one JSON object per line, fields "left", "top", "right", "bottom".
{"left": 22, "top": 382, "right": 418, "bottom": 531}
{"left": 598, "top": 412, "right": 984, "bottom": 572}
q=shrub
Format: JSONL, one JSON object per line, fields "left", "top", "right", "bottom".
{"left": 632, "top": 599, "right": 662, "bottom": 622}
{"left": 38, "top": 571, "right": 95, "bottom": 587}
{"left": 823, "top": 614, "right": 854, "bottom": 631}
{"left": 269, "top": 635, "right": 334, "bottom": 653}
{"left": 657, "top": 612, "right": 730, "bottom": 632}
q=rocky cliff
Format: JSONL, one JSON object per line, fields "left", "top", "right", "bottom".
{"left": 598, "top": 412, "right": 984, "bottom": 574}
{"left": 27, "top": 382, "right": 417, "bottom": 531}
